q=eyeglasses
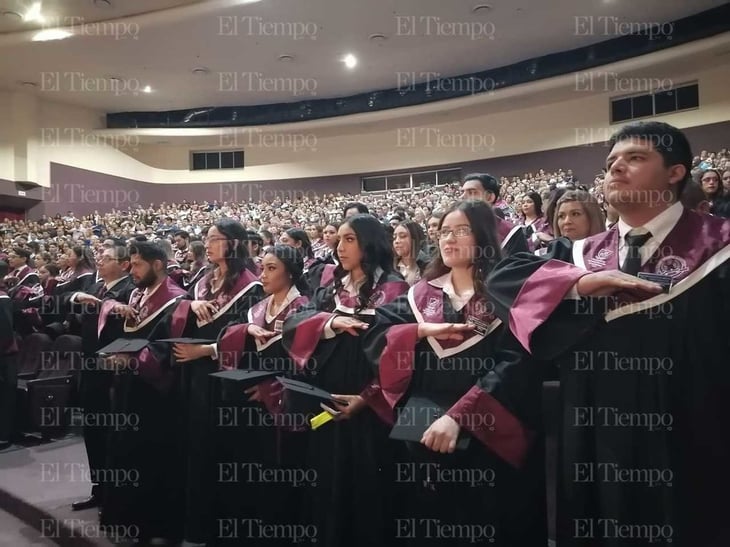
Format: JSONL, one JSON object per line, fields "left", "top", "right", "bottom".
{"left": 436, "top": 226, "right": 473, "bottom": 240}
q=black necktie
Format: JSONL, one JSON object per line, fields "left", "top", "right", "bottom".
{"left": 621, "top": 231, "right": 652, "bottom": 276}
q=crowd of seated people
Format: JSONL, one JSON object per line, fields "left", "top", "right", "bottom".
{"left": 0, "top": 133, "right": 728, "bottom": 546}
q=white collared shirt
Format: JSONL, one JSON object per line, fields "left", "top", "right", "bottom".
{"left": 430, "top": 273, "right": 474, "bottom": 312}
{"left": 322, "top": 267, "right": 385, "bottom": 338}
{"left": 138, "top": 280, "right": 164, "bottom": 310}
{"left": 616, "top": 202, "right": 684, "bottom": 266}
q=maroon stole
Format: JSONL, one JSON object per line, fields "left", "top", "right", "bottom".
{"left": 6, "top": 265, "right": 38, "bottom": 287}
{"left": 184, "top": 269, "right": 261, "bottom": 328}
{"left": 320, "top": 263, "right": 336, "bottom": 287}
{"left": 332, "top": 279, "right": 409, "bottom": 316}
{"left": 406, "top": 276, "right": 501, "bottom": 358}
{"left": 122, "top": 277, "right": 187, "bottom": 334}
{"left": 496, "top": 217, "right": 523, "bottom": 249}
{"left": 55, "top": 267, "right": 94, "bottom": 288}
{"left": 573, "top": 209, "right": 730, "bottom": 315}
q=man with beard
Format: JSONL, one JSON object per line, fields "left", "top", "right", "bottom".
{"left": 99, "top": 241, "right": 188, "bottom": 545}
{"left": 69, "top": 245, "right": 135, "bottom": 512}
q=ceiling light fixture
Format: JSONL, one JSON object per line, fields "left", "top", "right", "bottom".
{"left": 472, "top": 4, "right": 493, "bottom": 14}
{"left": 192, "top": 67, "right": 210, "bottom": 75}
{"left": 23, "top": 2, "right": 44, "bottom": 22}
{"left": 369, "top": 33, "right": 387, "bottom": 42}
{"left": 2, "top": 10, "right": 22, "bottom": 20}
{"left": 20, "top": 81, "right": 38, "bottom": 88}
{"left": 342, "top": 53, "right": 357, "bottom": 69}
{"left": 94, "top": 0, "right": 113, "bottom": 7}
{"left": 32, "top": 29, "right": 73, "bottom": 41}
{"left": 278, "top": 54, "right": 294, "bottom": 62}
{"left": 142, "top": 85, "right": 152, "bottom": 93}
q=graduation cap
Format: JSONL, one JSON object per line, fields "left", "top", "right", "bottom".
{"left": 157, "top": 338, "right": 216, "bottom": 344}
{"left": 210, "top": 369, "right": 281, "bottom": 401}
{"left": 276, "top": 376, "right": 349, "bottom": 416}
{"left": 390, "top": 395, "right": 471, "bottom": 450}
{"left": 96, "top": 338, "right": 149, "bottom": 355}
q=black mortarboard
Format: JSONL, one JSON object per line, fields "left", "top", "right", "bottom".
{"left": 209, "top": 369, "right": 281, "bottom": 401}
{"left": 390, "top": 395, "right": 471, "bottom": 450}
{"left": 276, "top": 376, "right": 348, "bottom": 415}
{"left": 96, "top": 338, "right": 150, "bottom": 355}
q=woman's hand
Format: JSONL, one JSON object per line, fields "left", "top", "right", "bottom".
{"left": 331, "top": 316, "right": 369, "bottom": 336}
{"left": 247, "top": 324, "right": 277, "bottom": 344}
{"left": 422, "top": 415, "right": 461, "bottom": 453}
{"left": 244, "top": 384, "right": 262, "bottom": 402}
{"left": 173, "top": 343, "right": 214, "bottom": 363}
{"left": 191, "top": 300, "right": 219, "bottom": 323}
{"left": 320, "top": 394, "right": 365, "bottom": 420}
{"left": 417, "top": 322, "right": 474, "bottom": 341}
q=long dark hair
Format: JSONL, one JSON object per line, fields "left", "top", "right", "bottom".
{"left": 285, "top": 228, "right": 314, "bottom": 260}
{"left": 71, "top": 246, "right": 95, "bottom": 273}
{"left": 424, "top": 200, "right": 502, "bottom": 299}
{"left": 210, "top": 219, "right": 256, "bottom": 294}
{"left": 265, "top": 245, "right": 310, "bottom": 296}
{"left": 331, "top": 214, "right": 396, "bottom": 312}
{"left": 525, "top": 191, "right": 544, "bottom": 218}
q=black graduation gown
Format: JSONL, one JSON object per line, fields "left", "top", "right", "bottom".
{"left": 174, "top": 270, "right": 264, "bottom": 544}
{"left": 100, "top": 277, "right": 189, "bottom": 541}
{"left": 281, "top": 274, "right": 409, "bottom": 547}
{"left": 486, "top": 209, "right": 730, "bottom": 547}
{"left": 40, "top": 268, "right": 96, "bottom": 330}
{"left": 0, "top": 291, "right": 18, "bottom": 443}
{"left": 210, "top": 289, "right": 310, "bottom": 547}
{"left": 74, "top": 277, "right": 135, "bottom": 486}
{"left": 363, "top": 278, "right": 547, "bottom": 546}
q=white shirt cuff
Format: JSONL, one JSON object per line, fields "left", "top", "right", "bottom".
{"left": 208, "top": 343, "right": 218, "bottom": 360}
{"left": 565, "top": 283, "right": 581, "bottom": 300}
{"left": 70, "top": 292, "right": 81, "bottom": 303}
{"left": 322, "top": 316, "right": 337, "bottom": 339}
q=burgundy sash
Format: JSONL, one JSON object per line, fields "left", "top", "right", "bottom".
{"left": 123, "top": 277, "right": 187, "bottom": 332}
{"left": 407, "top": 278, "right": 501, "bottom": 358}
{"left": 333, "top": 280, "right": 408, "bottom": 315}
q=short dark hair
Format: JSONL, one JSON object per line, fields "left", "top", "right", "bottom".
{"left": 609, "top": 121, "right": 692, "bottom": 197}
{"left": 174, "top": 230, "right": 190, "bottom": 240}
{"left": 11, "top": 247, "right": 31, "bottom": 261}
{"left": 463, "top": 173, "right": 501, "bottom": 199}
{"left": 129, "top": 241, "right": 167, "bottom": 266}
{"left": 343, "top": 202, "right": 369, "bottom": 217}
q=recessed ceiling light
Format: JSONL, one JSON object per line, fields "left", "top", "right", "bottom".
{"left": 94, "top": 0, "right": 113, "bottom": 7}
{"left": 369, "top": 33, "right": 387, "bottom": 42}
{"left": 142, "top": 85, "right": 152, "bottom": 93}
{"left": 342, "top": 53, "right": 357, "bottom": 69}
{"left": 20, "top": 81, "right": 38, "bottom": 88}
{"left": 2, "top": 10, "right": 22, "bottom": 20}
{"left": 472, "top": 4, "right": 492, "bottom": 14}
{"left": 32, "top": 29, "right": 73, "bottom": 41}
{"left": 192, "top": 67, "right": 210, "bottom": 75}
{"left": 278, "top": 54, "right": 294, "bottom": 62}
{"left": 23, "top": 2, "right": 44, "bottom": 22}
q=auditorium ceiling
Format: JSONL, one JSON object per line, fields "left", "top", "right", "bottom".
{"left": 0, "top": 0, "right": 726, "bottom": 112}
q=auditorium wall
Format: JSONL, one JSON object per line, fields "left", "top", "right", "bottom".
{"left": 27, "top": 118, "right": 730, "bottom": 218}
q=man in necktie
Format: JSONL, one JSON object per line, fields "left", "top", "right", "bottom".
{"left": 487, "top": 121, "right": 730, "bottom": 546}
{"left": 70, "top": 245, "right": 134, "bottom": 512}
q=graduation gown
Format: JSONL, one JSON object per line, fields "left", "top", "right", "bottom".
{"left": 40, "top": 268, "right": 96, "bottom": 329}
{"left": 100, "top": 277, "right": 189, "bottom": 541}
{"left": 209, "top": 288, "right": 310, "bottom": 546}
{"left": 486, "top": 208, "right": 730, "bottom": 547}
{"left": 496, "top": 217, "right": 529, "bottom": 256}
{"left": 74, "top": 277, "right": 136, "bottom": 486}
{"left": 281, "top": 274, "right": 408, "bottom": 547}
{"left": 173, "top": 270, "right": 264, "bottom": 544}
{"left": 363, "top": 276, "right": 547, "bottom": 546}
{"left": 0, "top": 290, "right": 18, "bottom": 443}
